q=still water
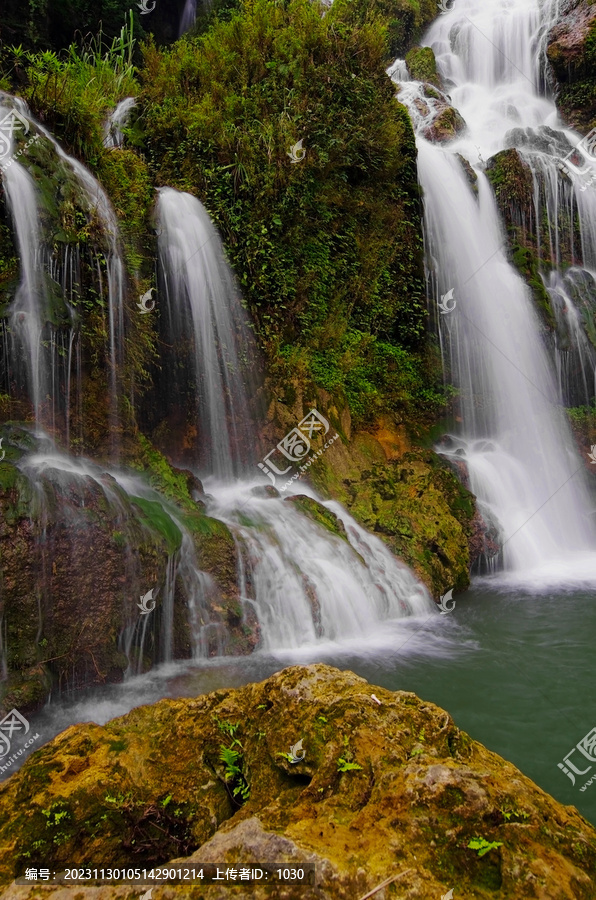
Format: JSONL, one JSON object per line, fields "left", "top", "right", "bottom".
{"left": 10, "top": 581, "right": 596, "bottom": 826}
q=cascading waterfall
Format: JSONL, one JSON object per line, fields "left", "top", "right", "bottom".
{"left": 156, "top": 188, "right": 259, "bottom": 479}
{"left": 179, "top": 0, "right": 198, "bottom": 36}
{"left": 155, "top": 190, "right": 435, "bottom": 645}
{"left": 103, "top": 97, "right": 136, "bottom": 149}
{"left": 16, "top": 445, "right": 217, "bottom": 677}
{"left": 393, "top": 0, "right": 596, "bottom": 583}
{"left": 204, "top": 480, "right": 433, "bottom": 650}
{"left": 0, "top": 96, "right": 126, "bottom": 449}
{"left": 546, "top": 269, "right": 596, "bottom": 407}
{"left": 2, "top": 155, "right": 48, "bottom": 423}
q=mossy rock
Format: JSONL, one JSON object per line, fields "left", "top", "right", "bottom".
{"left": 406, "top": 45, "right": 441, "bottom": 86}
{"left": 1, "top": 664, "right": 595, "bottom": 899}
{"left": 284, "top": 495, "right": 349, "bottom": 542}
{"left": 547, "top": 2, "right": 596, "bottom": 131}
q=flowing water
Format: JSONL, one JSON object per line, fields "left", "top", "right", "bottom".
{"left": 2, "top": 0, "right": 596, "bottom": 840}
{"left": 179, "top": 0, "right": 198, "bottom": 36}
{"left": 156, "top": 187, "right": 260, "bottom": 477}
{"left": 0, "top": 96, "right": 127, "bottom": 450}
{"left": 103, "top": 97, "right": 136, "bottom": 149}
{"left": 393, "top": 0, "right": 596, "bottom": 584}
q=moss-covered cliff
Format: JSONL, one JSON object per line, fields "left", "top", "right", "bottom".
{"left": 547, "top": 0, "right": 596, "bottom": 133}
{"left": 0, "top": 665, "right": 595, "bottom": 898}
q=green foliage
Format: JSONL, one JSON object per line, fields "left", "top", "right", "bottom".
{"left": 140, "top": 0, "right": 434, "bottom": 427}
{"left": 219, "top": 745, "right": 250, "bottom": 801}
{"left": 337, "top": 757, "right": 363, "bottom": 772}
{"left": 0, "top": 0, "right": 141, "bottom": 53}
{"left": 468, "top": 837, "right": 504, "bottom": 857}
{"left": 405, "top": 46, "right": 439, "bottom": 85}
{"left": 131, "top": 435, "right": 196, "bottom": 513}
{"left": 501, "top": 807, "right": 530, "bottom": 823}
{"left": 4, "top": 12, "right": 139, "bottom": 165}
{"left": 215, "top": 716, "right": 250, "bottom": 801}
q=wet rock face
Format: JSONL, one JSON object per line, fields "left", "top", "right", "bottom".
{"left": 0, "top": 664, "right": 595, "bottom": 899}
{"left": 422, "top": 102, "right": 466, "bottom": 143}
{"left": 547, "top": 0, "right": 596, "bottom": 131}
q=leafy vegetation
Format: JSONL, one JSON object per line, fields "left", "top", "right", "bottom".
{"left": 467, "top": 837, "right": 504, "bottom": 857}
{"left": 337, "top": 757, "right": 363, "bottom": 772}
{"left": 215, "top": 717, "right": 250, "bottom": 803}
{"left": 1, "top": 14, "right": 138, "bottom": 166}
{"left": 139, "top": 0, "right": 443, "bottom": 429}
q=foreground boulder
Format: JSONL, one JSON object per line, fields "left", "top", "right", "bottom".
{"left": 1, "top": 664, "right": 595, "bottom": 898}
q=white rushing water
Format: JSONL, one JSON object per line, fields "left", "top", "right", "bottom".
{"left": 392, "top": 0, "right": 596, "bottom": 585}
{"left": 0, "top": 96, "right": 127, "bottom": 448}
{"left": 156, "top": 187, "right": 258, "bottom": 479}
{"left": 2, "top": 158, "right": 48, "bottom": 422}
{"left": 179, "top": 0, "right": 198, "bottom": 36}
{"left": 154, "top": 191, "right": 434, "bottom": 637}
{"left": 204, "top": 478, "right": 433, "bottom": 650}
{"left": 103, "top": 97, "right": 136, "bottom": 149}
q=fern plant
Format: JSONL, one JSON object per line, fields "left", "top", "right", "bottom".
{"left": 337, "top": 757, "right": 363, "bottom": 773}
{"left": 468, "top": 837, "right": 503, "bottom": 857}
{"left": 219, "top": 744, "right": 250, "bottom": 802}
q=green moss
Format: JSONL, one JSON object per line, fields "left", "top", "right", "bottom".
{"left": 405, "top": 46, "right": 440, "bottom": 86}
{"left": 285, "top": 495, "right": 349, "bottom": 541}
{"left": 129, "top": 496, "right": 183, "bottom": 554}
{"left": 130, "top": 435, "right": 197, "bottom": 513}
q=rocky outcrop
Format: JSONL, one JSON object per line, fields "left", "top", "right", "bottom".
{"left": 265, "top": 397, "right": 479, "bottom": 596}
{"left": 0, "top": 426, "right": 253, "bottom": 718}
{"left": 422, "top": 101, "right": 466, "bottom": 143}
{"left": 546, "top": 0, "right": 596, "bottom": 131}
{"left": 0, "top": 665, "right": 595, "bottom": 898}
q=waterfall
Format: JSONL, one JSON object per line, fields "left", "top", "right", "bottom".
{"left": 393, "top": 0, "right": 596, "bottom": 584}
{"left": 153, "top": 189, "right": 434, "bottom": 643}
{"left": 179, "top": 0, "right": 198, "bottom": 36}
{"left": 16, "top": 442, "right": 218, "bottom": 676}
{"left": 103, "top": 98, "right": 136, "bottom": 149}
{"left": 204, "top": 480, "right": 433, "bottom": 650}
{"left": 156, "top": 188, "right": 258, "bottom": 479}
{"left": 0, "top": 96, "right": 126, "bottom": 451}
{"left": 2, "top": 158, "right": 48, "bottom": 423}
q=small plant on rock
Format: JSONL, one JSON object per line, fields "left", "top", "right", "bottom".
{"left": 468, "top": 837, "right": 503, "bottom": 857}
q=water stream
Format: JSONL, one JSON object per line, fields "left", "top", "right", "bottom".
{"left": 393, "top": 0, "right": 596, "bottom": 584}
